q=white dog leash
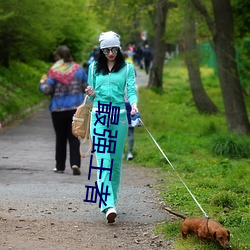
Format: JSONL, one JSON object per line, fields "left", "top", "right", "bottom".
{"left": 139, "top": 118, "right": 209, "bottom": 218}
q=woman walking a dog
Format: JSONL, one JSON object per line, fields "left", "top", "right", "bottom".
{"left": 85, "top": 31, "right": 138, "bottom": 223}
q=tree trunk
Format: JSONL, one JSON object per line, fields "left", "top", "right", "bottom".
{"left": 212, "top": 0, "right": 250, "bottom": 134}
{"left": 147, "top": 0, "right": 169, "bottom": 89}
{"left": 191, "top": 0, "right": 250, "bottom": 134}
{"left": 184, "top": 4, "right": 218, "bottom": 114}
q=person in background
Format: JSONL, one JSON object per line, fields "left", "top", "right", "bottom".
{"left": 125, "top": 101, "right": 135, "bottom": 160}
{"left": 143, "top": 44, "right": 152, "bottom": 74}
{"left": 39, "top": 45, "right": 88, "bottom": 175}
{"left": 86, "top": 31, "right": 138, "bottom": 223}
{"left": 134, "top": 44, "right": 144, "bottom": 69}
{"left": 88, "top": 46, "right": 99, "bottom": 64}
{"left": 123, "top": 52, "right": 137, "bottom": 160}
{"left": 86, "top": 46, "right": 99, "bottom": 72}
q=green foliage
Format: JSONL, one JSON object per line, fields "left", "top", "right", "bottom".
{"left": 165, "top": 0, "right": 213, "bottom": 45}
{"left": 0, "top": 0, "right": 100, "bottom": 66}
{"left": 210, "top": 191, "right": 238, "bottom": 209}
{"left": 129, "top": 58, "right": 250, "bottom": 249}
{"left": 165, "top": 2, "right": 184, "bottom": 44}
{"left": 154, "top": 221, "right": 181, "bottom": 240}
{"left": 91, "top": 0, "right": 155, "bottom": 46}
{"left": 236, "top": 37, "right": 250, "bottom": 95}
{"left": 232, "top": 0, "right": 250, "bottom": 39}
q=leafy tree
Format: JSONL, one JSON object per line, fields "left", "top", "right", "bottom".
{"left": 54, "top": 1, "right": 99, "bottom": 62}
{"left": 232, "top": 0, "right": 250, "bottom": 39}
{"left": 183, "top": 1, "right": 218, "bottom": 114}
{"left": 164, "top": 1, "right": 184, "bottom": 44}
{"left": 0, "top": 0, "right": 57, "bottom": 66}
{"left": 148, "top": 0, "right": 177, "bottom": 89}
{"left": 0, "top": 0, "right": 99, "bottom": 67}
{"left": 191, "top": 0, "right": 250, "bottom": 134}
{"left": 90, "top": 0, "right": 155, "bottom": 47}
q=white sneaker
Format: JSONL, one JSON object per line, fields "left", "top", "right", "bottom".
{"left": 53, "top": 168, "right": 64, "bottom": 173}
{"left": 106, "top": 208, "right": 117, "bottom": 223}
{"left": 127, "top": 152, "right": 133, "bottom": 160}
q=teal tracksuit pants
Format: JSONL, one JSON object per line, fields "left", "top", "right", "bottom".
{"left": 90, "top": 110, "right": 128, "bottom": 212}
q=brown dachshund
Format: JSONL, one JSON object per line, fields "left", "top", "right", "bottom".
{"left": 162, "top": 207, "right": 231, "bottom": 249}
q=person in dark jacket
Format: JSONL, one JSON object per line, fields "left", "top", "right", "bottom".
{"left": 143, "top": 44, "right": 152, "bottom": 74}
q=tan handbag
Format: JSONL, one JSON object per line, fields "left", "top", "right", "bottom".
{"left": 72, "top": 95, "right": 92, "bottom": 158}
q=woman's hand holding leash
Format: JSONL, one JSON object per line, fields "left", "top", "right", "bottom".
{"left": 85, "top": 86, "right": 95, "bottom": 97}
{"left": 130, "top": 103, "right": 141, "bottom": 127}
{"left": 131, "top": 103, "right": 138, "bottom": 116}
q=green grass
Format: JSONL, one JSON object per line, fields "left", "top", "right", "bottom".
{"left": 0, "top": 60, "right": 50, "bottom": 123}
{"left": 128, "top": 58, "right": 250, "bottom": 250}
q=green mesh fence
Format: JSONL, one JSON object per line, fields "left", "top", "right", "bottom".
{"left": 198, "top": 40, "right": 250, "bottom": 94}
{"left": 198, "top": 41, "right": 217, "bottom": 75}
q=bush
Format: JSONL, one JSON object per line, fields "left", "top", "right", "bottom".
{"left": 0, "top": 60, "right": 49, "bottom": 123}
{"left": 210, "top": 191, "right": 237, "bottom": 209}
{"left": 210, "top": 134, "right": 250, "bottom": 159}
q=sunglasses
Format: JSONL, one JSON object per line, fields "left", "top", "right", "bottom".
{"left": 102, "top": 47, "right": 119, "bottom": 55}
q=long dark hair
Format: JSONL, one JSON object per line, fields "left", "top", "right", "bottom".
{"left": 95, "top": 48, "right": 126, "bottom": 75}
